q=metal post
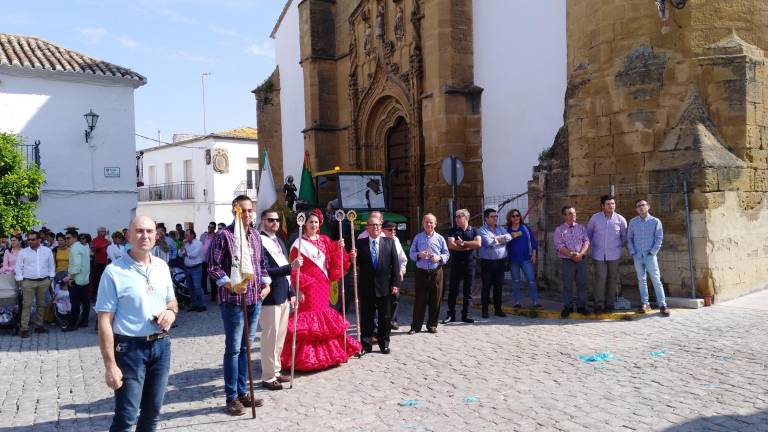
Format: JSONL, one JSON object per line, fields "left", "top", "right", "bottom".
{"left": 450, "top": 155, "right": 457, "bottom": 228}
{"left": 289, "top": 212, "right": 306, "bottom": 388}
{"left": 334, "top": 210, "right": 347, "bottom": 352}
{"left": 683, "top": 179, "right": 697, "bottom": 298}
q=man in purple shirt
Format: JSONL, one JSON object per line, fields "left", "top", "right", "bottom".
{"left": 208, "top": 195, "right": 272, "bottom": 416}
{"left": 586, "top": 195, "right": 627, "bottom": 313}
{"left": 554, "top": 205, "right": 591, "bottom": 318}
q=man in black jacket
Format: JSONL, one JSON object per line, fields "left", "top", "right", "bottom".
{"left": 355, "top": 214, "right": 400, "bottom": 354}
{"left": 259, "top": 210, "right": 301, "bottom": 390}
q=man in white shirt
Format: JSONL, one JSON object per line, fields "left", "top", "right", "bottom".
{"left": 15, "top": 230, "right": 55, "bottom": 338}
{"left": 181, "top": 229, "right": 206, "bottom": 312}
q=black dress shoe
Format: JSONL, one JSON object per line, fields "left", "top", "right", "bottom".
{"left": 407, "top": 329, "right": 418, "bottom": 335}
{"left": 379, "top": 345, "right": 391, "bottom": 354}
{"left": 390, "top": 322, "right": 399, "bottom": 330}
{"left": 34, "top": 326, "right": 48, "bottom": 333}
{"left": 441, "top": 315, "right": 455, "bottom": 324}
{"left": 481, "top": 310, "right": 489, "bottom": 319}
{"left": 261, "top": 380, "right": 283, "bottom": 391}
{"left": 427, "top": 327, "right": 437, "bottom": 334}
{"left": 362, "top": 343, "right": 373, "bottom": 353}
{"left": 560, "top": 306, "right": 572, "bottom": 318}
{"left": 461, "top": 315, "right": 475, "bottom": 323}
{"left": 494, "top": 312, "right": 507, "bottom": 317}
{"left": 276, "top": 375, "right": 291, "bottom": 383}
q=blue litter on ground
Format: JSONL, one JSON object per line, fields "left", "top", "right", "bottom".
{"left": 399, "top": 399, "right": 419, "bottom": 407}
{"left": 650, "top": 349, "right": 668, "bottom": 358}
{"left": 463, "top": 396, "right": 478, "bottom": 404}
{"left": 578, "top": 352, "right": 614, "bottom": 363}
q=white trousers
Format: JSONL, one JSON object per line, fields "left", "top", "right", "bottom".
{"left": 259, "top": 301, "right": 291, "bottom": 381}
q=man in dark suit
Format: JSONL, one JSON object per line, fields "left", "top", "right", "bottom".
{"left": 355, "top": 214, "right": 400, "bottom": 354}
{"left": 259, "top": 210, "right": 301, "bottom": 390}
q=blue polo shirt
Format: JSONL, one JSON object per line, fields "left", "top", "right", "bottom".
{"left": 95, "top": 253, "right": 175, "bottom": 337}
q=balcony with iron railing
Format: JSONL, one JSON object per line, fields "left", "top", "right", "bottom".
{"left": 138, "top": 181, "right": 195, "bottom": 202}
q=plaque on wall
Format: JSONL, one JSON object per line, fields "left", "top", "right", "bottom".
{"left": 211, "top": 149, "right": 229, "bottom": 173}
{"left": 104, "top": 167, "right": 121, "bottom": 178}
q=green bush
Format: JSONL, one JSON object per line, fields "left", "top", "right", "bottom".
{"left": 0, "top": 133, "right": 45, "bottom": 235}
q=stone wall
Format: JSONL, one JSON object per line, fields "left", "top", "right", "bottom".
{"left": 530, "top": 0, "right": 768, "bottom": 301}
{"left": 254, "top": 68, "right": 284, "bottom": 194}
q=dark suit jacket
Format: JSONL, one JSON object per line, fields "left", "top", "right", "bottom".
{"left": 356, "top": 236, "right": 399, "bottom": 298}
{"left": 260, "top": 233, "right": 295, "bottom": 306}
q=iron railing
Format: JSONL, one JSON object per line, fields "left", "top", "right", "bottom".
{"left": 18, "top": 140, "right": 41, "bottom": 169}
{"left": 138, "top": 181, "right": 194, "bottom": 202}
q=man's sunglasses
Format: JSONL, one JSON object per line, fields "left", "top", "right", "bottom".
{"left": 265, "top": 218, "right": 280, "bottom": 223}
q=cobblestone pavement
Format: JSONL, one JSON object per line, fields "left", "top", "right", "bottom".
{"left": 1, "top": 289, "right": 767, "bottom": 432}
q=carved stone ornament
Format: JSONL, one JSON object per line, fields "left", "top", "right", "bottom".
{"left": 375, "top": 3, "right": 385, "bottom": 41}
{"left": 211, "top": 149, "right": 229, "bottom": 173}
{"left": 364, "top": 24, "right": 372, "bottom": 56}
{"left": 395, "top": 6, "right": 405, "bottom": 41}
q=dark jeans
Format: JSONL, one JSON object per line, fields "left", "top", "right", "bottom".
{"left": 361, "top": 295, "right": 391, "bottom": 346}
{"left": 111, "top": 336, "right": 171, "bottom": 432}
{"left": 184, "top": 264, "right": 204, "bottom": 308}
{"left": 447, "top": 261, "right": 475, "bottom": 317}
{"left": 561, "top": 258, "right": 588, "bottom": 308}
{"left": 219, "top": 302, "right": 260, "bottom": 401}
{"left": 390, "top": 291, "right": 400, "bottom": 324}
{"left": 201, "top": 262, "right": 210, "bottom": 294}
{"left": 93, "top": 263, "right": 107, "bottom": 301}
{"left": 480, "top": 259, "right": 506, "bottom": 313}
{"left": 411, "top": 267, "right": 443, "bottom": 331}
{"left": 69, "top": 282, "right": 90, "bottom": 326}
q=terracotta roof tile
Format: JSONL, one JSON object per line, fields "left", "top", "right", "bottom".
{"left": 0, "top": 32, "right": 146, "bottom": 84}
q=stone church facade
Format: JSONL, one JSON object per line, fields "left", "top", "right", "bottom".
{"left": 529, "top": 0, "right": 768, "bottom": 301}
{"left": 258, "top": 0, "right": 486, "bottom": 238}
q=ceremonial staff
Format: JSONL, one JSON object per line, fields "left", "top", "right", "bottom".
{"left": 233, "top": 206, "right": 257, "bottom": 419}
{"left": 346, "top": 210, "right": 363, "bottom": 353}
{"left": 289, "top": 212, "right": 306, "bottom": 389}
{"left": 334, "top": 210, "right": 348, "bottom": 352}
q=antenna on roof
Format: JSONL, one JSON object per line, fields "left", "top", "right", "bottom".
{"left": 201, "top": 72, "right": 212, "bottom": 134}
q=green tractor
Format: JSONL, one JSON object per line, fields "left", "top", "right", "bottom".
{"left": 313, "top": 169, "right": 412, "bottom": 311}
{"left": 314, "top": 169, "right": 410, "bottom": 246}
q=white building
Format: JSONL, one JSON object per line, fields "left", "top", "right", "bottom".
{"left": 135, "top": 128, "right": 260, "bottom": 231}
{"left": 0, "top": 33, "right": 146, "bottom": 234}
{"left": 268, "top": 0, "right": 566, "bottom": 209}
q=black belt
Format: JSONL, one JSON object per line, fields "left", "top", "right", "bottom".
{"left": 416, "top": 267, "right": 442, "bottom": 273}
{"left": 24, "top": 277, "right": 49, "bottom": 282}
{"left": 115, "top": 332, "right": 169, "bottom": 342}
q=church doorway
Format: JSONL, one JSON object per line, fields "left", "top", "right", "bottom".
{"left": 386, "top": 116, "right": 412, "bottom": 237}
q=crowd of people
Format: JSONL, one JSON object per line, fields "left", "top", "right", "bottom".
{"left": 0, "top": 193, "right": 670, "bottom": 430}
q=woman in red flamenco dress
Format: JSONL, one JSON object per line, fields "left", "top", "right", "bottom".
{"left": 280, "top": 209, "right": 361, "bottom": 371}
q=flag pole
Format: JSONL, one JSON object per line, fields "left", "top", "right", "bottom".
{"left": 289, "top": 212, "right": 306, "bottom": 389}
{"left": 346, "top": 210, "right": 363, "bottom": 356}
{"left": 334, "top": 210, "right": 347, "bottom": 352}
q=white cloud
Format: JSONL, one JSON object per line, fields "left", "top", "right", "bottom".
{"left": 78, "top": 27, "right": 107, "bottom": 43}
{"left": 172, "top": 50, "right": 213, "bottom": 63}
{"left": 209, "top": 25, "right": 237, "bottom": 38}
{"left": 157, "top": 8, "right": 197, "bottom": 24}
{"left": 119, "top": 36, "right": 141, "bottom": 49}
{"left": 245, "top": 42, "right": 275, "bottom": 59}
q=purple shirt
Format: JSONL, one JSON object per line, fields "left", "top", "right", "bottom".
{"left": 208, "top": 223, "right": 271, "bottom": 306}
{"left": 586, "top": 211, "right": 628, "bottom": 261}
{"left": 553, "top": 223, "right": 590, "bottom": 259}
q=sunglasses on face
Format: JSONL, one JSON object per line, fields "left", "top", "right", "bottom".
{"left": 511, "top": 214, "right": 521, "bottom": 218}
{"left": 265, "top": 218, "right": 280, "bottom": 223}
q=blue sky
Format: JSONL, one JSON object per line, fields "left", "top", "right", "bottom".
{"left": 2, "top": 0, "right": 284, "bottom": 149}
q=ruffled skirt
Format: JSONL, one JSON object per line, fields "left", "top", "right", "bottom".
{"left": 280, "top": 307, "right": 361, "bottom": 372}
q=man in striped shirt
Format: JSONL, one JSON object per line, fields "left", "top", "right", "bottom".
{"left": 208, "top": 195, "right": 272, "bottom": 416}
{"left": 627, "top": 199, "right": 669, "bottom": 316}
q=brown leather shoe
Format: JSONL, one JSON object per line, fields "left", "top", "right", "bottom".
{"left": 261, "top": 380, "right": 283, "bottom": 391}
{"left": 238, "top": 393, "right": 264, "bottom": 408}
{"left": 34, "top": 326, "right": 48, "bottom": 333}
{"left": 427, "top": 327, "right": 437, "bottom": 334}
{"left": 225, "top": 398, "right": 246, "bottom": 416}
{"left": 20, "top": 329, "right": 30, "bottom": 338}
{"left": 276, "top": 375, "right": 291, "bottom": 383}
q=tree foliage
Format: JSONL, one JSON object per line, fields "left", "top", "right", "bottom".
{"left": 0, "top": 133, "right": 45, "bottom": 235}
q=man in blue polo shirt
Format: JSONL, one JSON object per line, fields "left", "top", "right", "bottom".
{"left": 96, "top": 215, "right": 178, "bottom": 432}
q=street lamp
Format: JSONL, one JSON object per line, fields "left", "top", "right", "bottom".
{"left": 84, "top": 109, "right": 99, "bottom": 143}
